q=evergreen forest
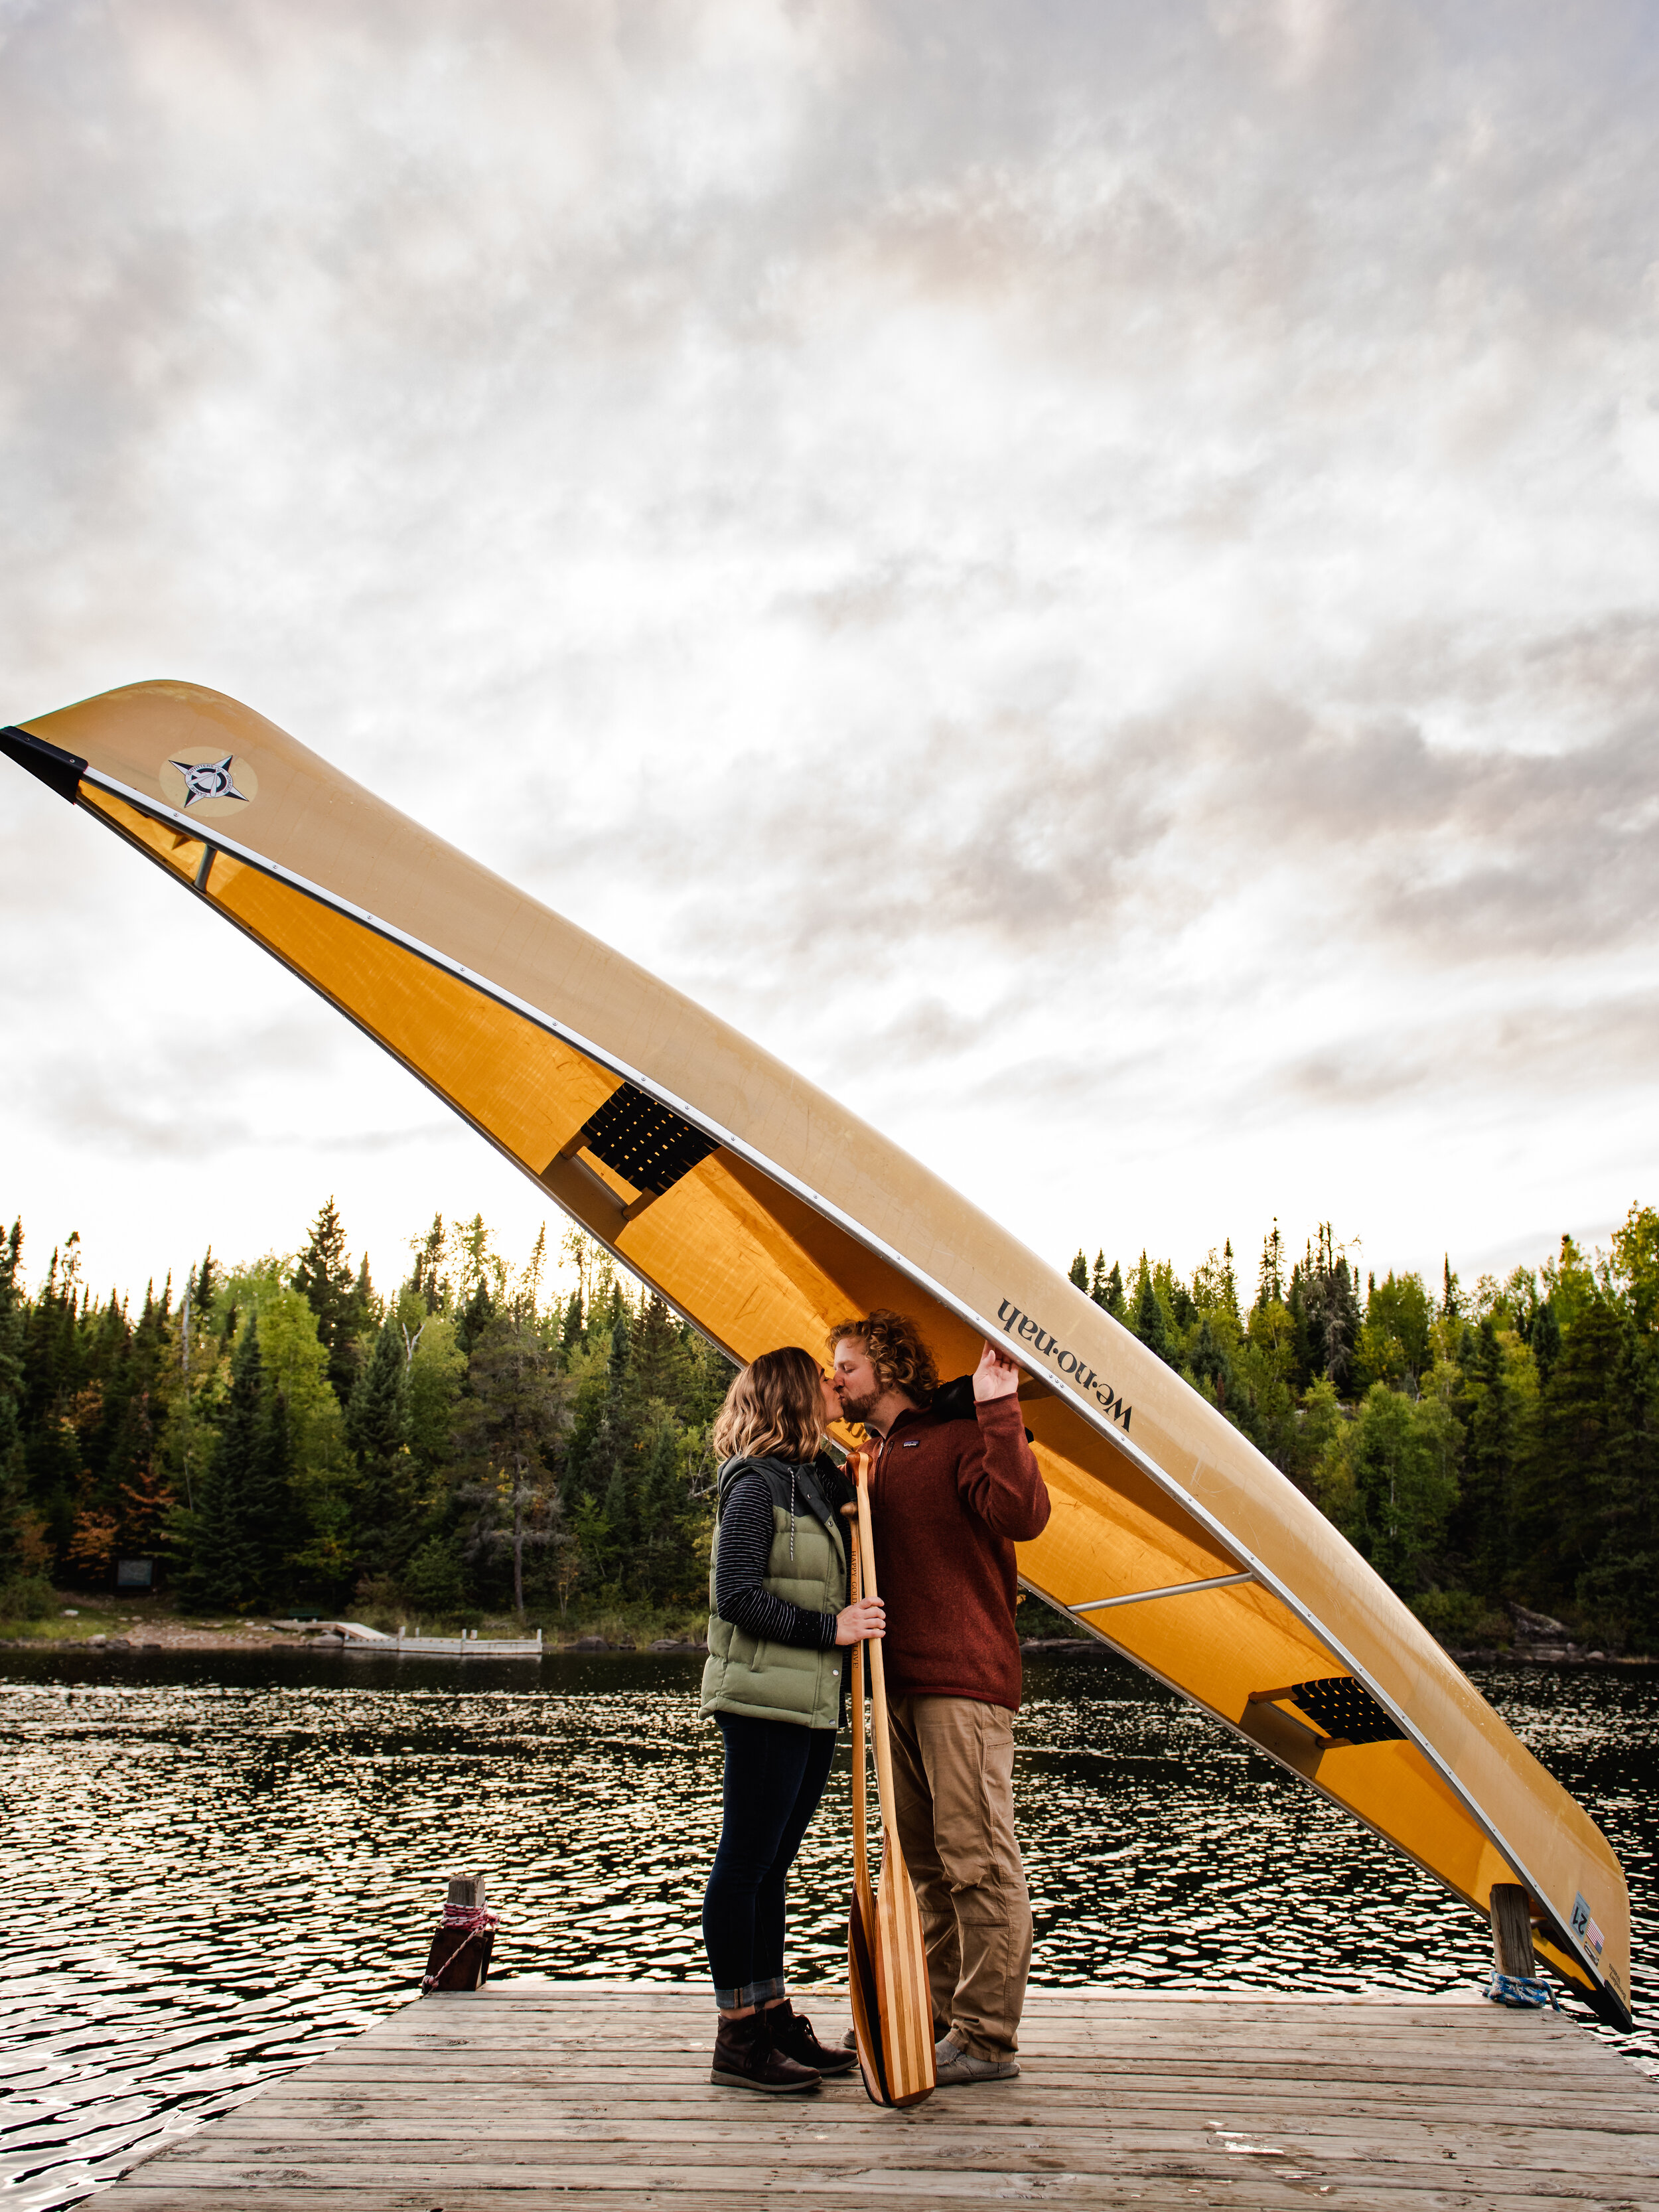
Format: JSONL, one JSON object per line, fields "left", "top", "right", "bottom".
{"left": 1, "top": 1197, "right": 1655, "bottom": 1653}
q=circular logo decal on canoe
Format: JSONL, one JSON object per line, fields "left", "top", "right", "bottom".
{"left": 159, "top": 748, "right": 259, "bottom": 819}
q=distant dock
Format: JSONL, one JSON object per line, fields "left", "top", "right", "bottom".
{"left": 98, "top": 1982, "right": 1659, "bottom": 2209}
{"left": 277, "top": 1621, "right": 546, "bottom": 1658}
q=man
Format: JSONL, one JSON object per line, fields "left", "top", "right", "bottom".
{"left": 829, "top": 1308, "right": 1050, "bottom": 2085}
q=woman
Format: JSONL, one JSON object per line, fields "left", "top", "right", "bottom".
{"left": 699, "top": 1344, "right": 885, "bottom": 2093}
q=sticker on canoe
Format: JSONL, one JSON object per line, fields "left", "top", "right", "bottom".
{"left": 996, "top": 1297, "right": 1131, "bottom": 1429}
{"left": 1571, "top": 1891, "right": 1605, "bottom": 1960}
{"left": 159, "top": 749, "right": 258, "bottom": 818}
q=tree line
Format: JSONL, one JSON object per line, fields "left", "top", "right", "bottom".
{"left": 1068, "top": 1208, "right": 1659, "bottom": 1652}
{"left": 0, "top": 1201, "right": 731, "bottom": 1625}
{"left": 1, "top": 1197, "right": 1654, "bottom": 1650}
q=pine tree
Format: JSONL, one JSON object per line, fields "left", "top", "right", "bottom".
{"left": 634, "top": 1416, "right": 703, "bottom": 1605}
{"left": 1530, "top": 1300, "right": 1561, "bottom": 1384}
{"left": 1520, "top": 1297, "right": 1632, "bottom": 1625}
{"left": 1068, "top": 1251, "right": 1089, "bottom": 1293}
{"left": 579, "top": 1286, "right": 635, "bottom": 1589}
{"left": 1190, "top": 1312, "right": 1233, "bottom": 1418}
{"left": 0, "top": 1221, "right": 29, "bottom": 1578}
{"left": 521, "top": 1224, "right": 547, "bottom": 1321}
{"left": 1285, "top": 1266, "right": 1313, "bottom": 1391}
{"left": 629, "top": 1293, "right": 682, "bottom": 1410}
{"left": 346, "top": 1319, "right": 417, "bottom": 1578}
{"left": 1349, "top": 1385, "right": 1458, "bottom": 1591}
{"left": 184, "top": 1320, "right": 293, "bottom": 1609}
{"left": 409, "top": 1213, "right": 448, "bottom": 1314}
{"left": 294, "top": 1199, "right": 360, "bottom": 1404}
{"left": 1257, "top": 1220, "right": 1285, "bottom": 1309}
{"left": 453, "top": 1316, "right": 566, "bottom": 1614}
{"left": 1301, "top": 1227, "right": 1359, "bottom": 1392}
{"left": 1135, "top": 1268, "right": 1171, "bottom": 1364}
{"left": 246, "top": 1387, "right": 296, "bottom": 1595}
{"left": 23, "top": 1242, "right": 89, "bottom": 1565}
{"left": 1457, "top": 1319, "right": 1517, "bottom": 1598}
{"left": 349, "top": 1254, "right": 376, "bottom": 1332}
{"left": 455, "top": 1272, "right": 495, "bottom": 1358}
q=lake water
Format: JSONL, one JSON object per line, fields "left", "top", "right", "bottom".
{"left": 3, "top": 1649, "right": 1654, "bottom": 2209}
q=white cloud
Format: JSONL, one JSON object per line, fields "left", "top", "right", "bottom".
{"left": 2, "top": 0, "right": 1657, "bottom": 1304}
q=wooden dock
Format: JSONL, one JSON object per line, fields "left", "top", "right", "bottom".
{"left": 99, "top": 1982, "right": 1659, "bottom": 2211}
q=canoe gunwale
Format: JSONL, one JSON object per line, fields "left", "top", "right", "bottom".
{"left": 62, "top": 751, "right": 1627, "bottom": 2029}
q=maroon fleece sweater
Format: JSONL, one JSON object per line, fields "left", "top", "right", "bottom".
{"left": 868, "top": 1393, "right": 1050, "bottom": 1712}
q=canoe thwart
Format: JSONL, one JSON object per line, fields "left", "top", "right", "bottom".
{"left": 1073, "top": 1572, "right": 1254, "bottom": 1612}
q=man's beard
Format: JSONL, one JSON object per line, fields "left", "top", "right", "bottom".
{"left": 837, "top": 1385, "right": 880, "bottom": 1427}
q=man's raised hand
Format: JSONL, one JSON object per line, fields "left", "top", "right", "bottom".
{"left": 972, "top": 1339, "right": 1021, "bottom": 1401}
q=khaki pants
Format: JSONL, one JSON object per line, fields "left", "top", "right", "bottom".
{"left": 885, "top": 1694, "right": 1033, "bottom": 2059}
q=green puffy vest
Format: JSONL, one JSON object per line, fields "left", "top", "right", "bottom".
{"left": 701, "top": 1455, "right": 848, "bottom": 1731}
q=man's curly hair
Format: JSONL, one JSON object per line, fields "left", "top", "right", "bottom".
{"left": 826, "top": 1308, "right": 938, "bottom": 1401}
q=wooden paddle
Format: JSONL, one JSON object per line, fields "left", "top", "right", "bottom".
{"left": 845, "top": 1515, "right": 885, "bottom": 2101}
{"left": 845, "top": 1449, "right": 936, "bottom": 2107}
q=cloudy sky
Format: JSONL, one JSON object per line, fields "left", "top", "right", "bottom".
{"left": 3, "top": 0, "right": 1657, "bottom": 1312}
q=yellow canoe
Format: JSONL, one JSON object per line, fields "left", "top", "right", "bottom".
{"left": 3, "top": 682, "right": 1631, "bottom": 2028}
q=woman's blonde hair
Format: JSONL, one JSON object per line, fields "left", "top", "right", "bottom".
{"left": 713, "top": 1345, "right": 825, "bottom": 1465}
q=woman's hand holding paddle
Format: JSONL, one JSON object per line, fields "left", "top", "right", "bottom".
{"left": 836, "top": 1501, "right": 885, "bottom": 1643}
{"left": 835, "top": 1597, "right": 885, "bottom": 1645}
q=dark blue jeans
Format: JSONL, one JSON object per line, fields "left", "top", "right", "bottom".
{"left": 702, "top": 1712, "right": 837, "bottom": 2008}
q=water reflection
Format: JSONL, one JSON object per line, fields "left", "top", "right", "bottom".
{"left": 1, "top": 1648, "right": 1652, "bottom": 2210}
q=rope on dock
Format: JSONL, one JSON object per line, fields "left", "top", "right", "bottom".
{"left": 1484, "top": 1968, "right": 1559, "bottom": 2010}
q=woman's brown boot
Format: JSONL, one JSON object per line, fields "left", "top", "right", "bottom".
{"left": 767, "top": 1999, "right": 858, "bottom": 2075}
{"left": 710, "top": 2009, "right": 822, "bottom": 2093}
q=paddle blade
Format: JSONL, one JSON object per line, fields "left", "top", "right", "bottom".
{"left": 847, "top": 1870, "right": 890, "bottom": 2106}
{"left": 871, "top": 1828, "right": 936, "bottom": 2106}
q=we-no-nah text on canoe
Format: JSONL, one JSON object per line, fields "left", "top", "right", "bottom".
{"left": 996, "top": 1300, "right": 1131, "bottom": 1429}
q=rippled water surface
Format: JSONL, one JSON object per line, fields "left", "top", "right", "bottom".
{"left": 3, "top": 1648, "right": 1654, "bottom": 2207}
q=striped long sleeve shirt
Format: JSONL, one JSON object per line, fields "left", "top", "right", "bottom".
{"left": 715, "top": 1468, "right": 841, "bottom": 1651}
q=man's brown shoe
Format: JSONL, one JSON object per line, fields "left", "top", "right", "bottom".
{"left": 710, "top": 2010, "right": 822, "bottom": 2093}
{"left": 934, "top": 2031, "right": 1019, "bottom": 2085}
{"left": 768, "top": 2000, "right": 857, "bottom": 2075}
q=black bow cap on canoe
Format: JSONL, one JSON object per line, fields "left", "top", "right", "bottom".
{"left": 932, "top": 1374, "right": 976, "bottom": 1422}
{"left": 931, "top": 1372, "right": 1033, "bottom": 1441}
{"left": 1, "top": 725, "right": 86, "bottom": 804}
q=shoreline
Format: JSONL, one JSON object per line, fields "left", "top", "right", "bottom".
{"left": 3, "top": 1627, "right": 1652, "bottom": 1666}
{"left": 0, "top": 1625, "right": 713, "bottom": 1655}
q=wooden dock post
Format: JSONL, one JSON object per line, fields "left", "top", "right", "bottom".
{"left": 421, "top": 1871, "right": 496, "bottom": 1994}
{"left": 1490, "top": 1880, "right": 1537, "bottom": 1978}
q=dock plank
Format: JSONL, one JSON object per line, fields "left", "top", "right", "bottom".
{"left": 97, "top": 1985, "right": 1659, "bottom": 2212}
